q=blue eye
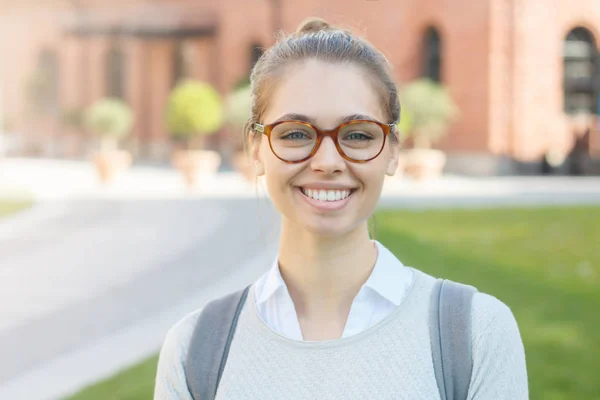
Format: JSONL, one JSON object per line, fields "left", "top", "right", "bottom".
{"left": 281, "top": 130, "right": 311, "bottom": 140}
{"left": 344, "top": 132, "right": 374, "bottom": 141}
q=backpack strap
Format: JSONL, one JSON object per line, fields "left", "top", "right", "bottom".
{"left": 185, "top": 285, "right": 251, "bottom": 400}
{"left": 429, "top": 278, "right": 478, "bottom": 400}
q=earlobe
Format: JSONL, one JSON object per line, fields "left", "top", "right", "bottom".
{"left": 385, "top": 145, "right": 400, "bottom": 176}
{"left": 254, "top": 160, "right": 265, "bottom": 176}
{"left": 385, "top": 161, "right": 398, "bottom": 176}
{"left": 249, "top": 131, "right": 265, "bottom": 176}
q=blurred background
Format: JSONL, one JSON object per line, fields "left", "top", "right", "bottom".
{"left": 0, "top": 1, "right": 599, "bottom": 399}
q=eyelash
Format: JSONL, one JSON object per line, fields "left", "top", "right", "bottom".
{"left": 281, "top": 131, "right": 310, "bottom": 140}
{"left": 280, "top": 131, "right": 374, "bottom": 141}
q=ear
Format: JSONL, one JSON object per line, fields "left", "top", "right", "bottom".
{"left": 249, "top": 131, "right": 265, "bottom": 176}
{"left": 385, "top": 140, "right": 400, "bottom": 176}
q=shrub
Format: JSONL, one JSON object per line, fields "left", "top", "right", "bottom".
{"left": 166, "top": 80, "right": 224, "bottom": 146}
{"left": 85, "top": 98, "right": 133, "bottom": 143}
{"left": 398, "top": 79, "right": 459, "bottom": 149}
{"left": 224, "top": 84, "right": 251, "bottom": 128}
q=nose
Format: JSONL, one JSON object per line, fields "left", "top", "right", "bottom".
{"left": 309, "top": 136, "right": 346, "bottom": 174}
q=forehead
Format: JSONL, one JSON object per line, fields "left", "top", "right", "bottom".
{"left": 263, "top": 59, "right": 385, "bottom": 128}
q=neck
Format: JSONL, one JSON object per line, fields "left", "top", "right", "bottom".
{"left": 277, "top": 220, "right": 378, "bottom": 320}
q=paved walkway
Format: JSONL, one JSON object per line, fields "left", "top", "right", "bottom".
{"left": 0, "top": 197, "right": 281, "bottom": 400}
{"left": 1, "top": 157, "right": 599, "bottom": 399}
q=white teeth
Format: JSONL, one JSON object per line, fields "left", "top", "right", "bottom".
{"left": 300, "top": 188, "right": 353, "bottom": 202}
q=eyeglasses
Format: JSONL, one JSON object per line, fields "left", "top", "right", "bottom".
{"left": 252, "top": 119, "right": 396, "bottom": 163}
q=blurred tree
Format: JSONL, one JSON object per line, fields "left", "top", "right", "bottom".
{"left": 165, "top": 80, "right": 224, "bottom": 149}
{"left": 225, "top": 84, "right": 251, "bottom": 128}
{"left": 85, "top": 98, "right": 134, "bottom": 150}
{"left": 398, "top": 79, "right": 458, "bottom": 149}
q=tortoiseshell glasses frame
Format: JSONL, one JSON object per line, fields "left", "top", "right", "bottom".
{"left": 251, "top": 119, "right": 396, "bottom": 164}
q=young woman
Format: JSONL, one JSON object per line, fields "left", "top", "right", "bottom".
{"left": 154, "top": 17, "right": 528, "bottom": 399}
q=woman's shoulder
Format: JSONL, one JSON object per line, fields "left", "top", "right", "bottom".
{"left": 470, "top": 290, "right": 521, "bottom": 343}
{"left": 421, "top": 271, "right": 527, "bottom": 394}
{"left": 411, "top": 268, "right": 517, "bottom": 323}
{"left": 159, "top": 284, "right": 252, "bottom": 360}
{"left": 154, "top": 309, "right": 204, "bottom": 399}
{"left": 410, "top": 268, "right": 521, "bottom": 339}
{"left": 158, "top": 309, "right": 203, "bottom": 365}
{"left": 468, "top": 293, "right": 528, "bottom": 396}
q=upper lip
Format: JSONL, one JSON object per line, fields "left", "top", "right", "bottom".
{"left": 297, "top": 184, "right": 357, "bottom": 191}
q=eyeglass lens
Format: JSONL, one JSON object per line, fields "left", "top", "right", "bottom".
{"left": 269, "top": 121, "right": 385, "bottom": 162}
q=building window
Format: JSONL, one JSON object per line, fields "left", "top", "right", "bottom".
{"left": 423, "top": 27, "right": 442, "bottom": 82}
{"left": 564, "top": 28, "right": 597, "bottom": 115}
{"left": 173, "top": 41, "right": 196, "bottom": 87}
{"left": 173, "top": 42, "right": 186, "bottom": 87}
{"left": 106, "top": 45, "right": 126, "bottom": 99}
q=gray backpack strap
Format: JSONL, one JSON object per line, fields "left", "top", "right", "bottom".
{"left": 185, "top": 285, "right": 251, "bottom": 400}
{"left": 429, "top": 278, "right": 478, "bottom": 400}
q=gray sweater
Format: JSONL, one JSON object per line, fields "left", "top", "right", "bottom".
{"left": 154, "top": 268, "right": 529, "bottom": 399}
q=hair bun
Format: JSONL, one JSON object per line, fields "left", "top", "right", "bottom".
{"left": 295, "top": 17, "right": 332, "bottom": 35}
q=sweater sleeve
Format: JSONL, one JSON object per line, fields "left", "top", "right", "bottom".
{"left": 154, "top": 311, "right": 201, "bottom": 400}
{"left": 466, "top": 293, "right": 529, "bottom": 400}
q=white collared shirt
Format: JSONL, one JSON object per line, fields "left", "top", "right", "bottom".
{"left": 253, "top": 240, "right": 414, "bottom": 341}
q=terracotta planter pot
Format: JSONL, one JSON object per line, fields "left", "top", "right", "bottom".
{"left": 231, "top": 151, "right": 255, "bottom": 182}
{"left": 91, "top": 150, "right": 132, "bottom": 184}
{"left": 172, "top": 149, "right": 222, "bottom": 188}
{"left": 402, "top": 149, "right": 447, "bottom": 180}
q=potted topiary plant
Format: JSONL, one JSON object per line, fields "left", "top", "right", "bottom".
{"left": 398, "top": 79, "right": 459, "bottom": 180}
{"left": 85, "top": 98, "right": 134, "bottom": 184}
{"left": 166, "top": 80, "right": 224, "bottom": 187}
{"left": 224, "top": 83, "right": 254, "bottom": 181}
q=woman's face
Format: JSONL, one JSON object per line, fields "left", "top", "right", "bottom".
{"left": 251, "top": 59, "right": 399, "bottom": 237}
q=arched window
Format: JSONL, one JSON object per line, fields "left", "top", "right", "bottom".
{"left": 173, "top": 42, "right": 186, "bottom": 87}
{"left": 106, "top": 45, "right": 126, "bottom": 99}
{"left": 564, "top": 28, "right": 598, "bottom": 114}
{"left": 423, "top": 27, "right": 442, "bottom": 82}
{"left": 172, "top": 41, "right": 196, "bottom": 87}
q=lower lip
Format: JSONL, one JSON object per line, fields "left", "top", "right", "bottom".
{"left": 296, "top": 188, "right": 354, "bottom": 211}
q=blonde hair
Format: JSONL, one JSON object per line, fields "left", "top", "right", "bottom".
{"left": 242, "top": 16, "right": 401, "bottom": 152}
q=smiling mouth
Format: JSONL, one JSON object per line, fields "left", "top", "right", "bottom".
{"left": 298, "top": 187, "right": 356, "bottom": 202}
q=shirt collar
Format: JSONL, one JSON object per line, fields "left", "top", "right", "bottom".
{"left": 255, "top": 256, "right": 287, "bottom": 305}
{"left": 254, "top": 240, "right": 410, "bottom": 306}
{"left": 362, "top": 240, "right": 411, "bottom": 306}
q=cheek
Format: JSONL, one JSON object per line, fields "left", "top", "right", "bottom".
{"left": 351, "top": 161, "right": 388, "bottom": 189}
{"left": 262, "top": 156, "right": 298, "bottom": 197}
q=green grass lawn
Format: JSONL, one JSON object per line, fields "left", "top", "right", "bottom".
{"left": 0, "top": 200, "right": 33, "bottom": 218}
{"left": 67, "top": 206, "right": 600, "bottom": 400}
{"left": 66, "top": 355, "right": 159, "bottom": 400}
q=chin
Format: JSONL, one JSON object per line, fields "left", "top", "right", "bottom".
{"left": 297, "top": 215, "right": 362, "bottom": 238}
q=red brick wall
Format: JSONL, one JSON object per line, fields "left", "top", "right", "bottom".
{"left": 1, "top": 0, "right": 599, "bottom": 164}
{"left": 487, "top": 0, "right": 600, "bottom": 163}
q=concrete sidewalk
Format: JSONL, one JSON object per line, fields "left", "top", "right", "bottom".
{"left": 0, "top": 197, "right": 281, "bottom": 400}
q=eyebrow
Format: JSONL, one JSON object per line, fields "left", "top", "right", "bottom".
{"left": 271, "top": 113, "right": 381, "bottom": 126}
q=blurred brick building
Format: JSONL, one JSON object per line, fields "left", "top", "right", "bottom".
{"left": 1, "top": 0, "right": 599, "bottom": 174}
